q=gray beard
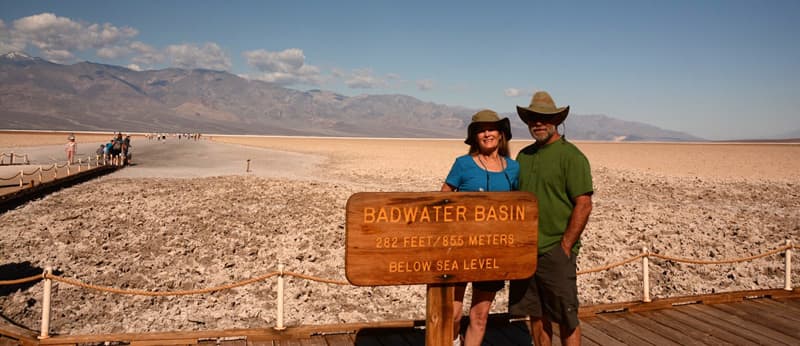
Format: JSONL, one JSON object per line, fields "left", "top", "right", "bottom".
{"left": 531, "top": 127, "right": 555, "bottom": 143}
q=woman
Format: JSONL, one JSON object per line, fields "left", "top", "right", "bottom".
{"left": 65, "top": 135, "right": 77, "bottom": 164}
{"left": 442, "top": 109, "right": 520, "bottom": 346}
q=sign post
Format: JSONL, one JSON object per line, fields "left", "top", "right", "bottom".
{"left": 345, "top": 191, "right": 538, "bottom": 345}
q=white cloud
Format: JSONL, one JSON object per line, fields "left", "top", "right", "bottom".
{"left": 89, "top": 23, "right": 137, "bottom": 46}
{"left": 126, "top": 63, "right": 142, "bottom": 71}
{"left": 166, "top": 42, "right": 231, "bottom": 71}
{"left": 417, "top": 79, "right": 434, "bottom": 91}
{"left": 243, "top": 48, "right": 322, "bottom": 85}
{"left": 42, "top": 49, "right": 74, "bottom": 62}
{"left": 96, "top": 45, "right": 130, "bottom": 59}
{"left": 345, "top": 68, "right": 387, "bottom": 89}
{"left": 9, "top": 13, "right": 136, "bottom": 62}
{"left": 0, "top": 19, "right": 27, "bottom": 54}
{"left": 330, "top": 67, "right": 345, "bottom": 78}
{"left": 129, "top": 41, "right": 164, "bottom": 66}
{"left": 505, "top": 88, "right": 522, "bottom": 97}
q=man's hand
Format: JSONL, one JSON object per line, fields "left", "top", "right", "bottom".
{"left": 561, "top": 240, "right": 572, "bottom": 258}
{"left": 560, "top": 194, "right": 593, "bottom": 258}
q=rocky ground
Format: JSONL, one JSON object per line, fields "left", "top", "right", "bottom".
{"left": 0, "top": 137, "right": 798, "bottom": 335}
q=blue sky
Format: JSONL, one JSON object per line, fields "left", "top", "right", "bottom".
{"left": 1, "top": 1, "right": 798, "bottom": 140}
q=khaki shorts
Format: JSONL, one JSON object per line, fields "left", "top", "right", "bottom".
{"left": 508, "top": 246, "right": 580, "bottom": 331}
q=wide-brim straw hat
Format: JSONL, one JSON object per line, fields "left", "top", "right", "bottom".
{"left": 465, "top": 109, "right": 512, "bottom": 145}
{"left": 516, "top": 91, "right": 569, "bottom": 125}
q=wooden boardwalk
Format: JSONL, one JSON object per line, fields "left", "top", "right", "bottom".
{"left": 1, "top": 289, "right": 798, "bottom": 345}
{"left": 0, "top": 164, "right": 117, "bottom": 213}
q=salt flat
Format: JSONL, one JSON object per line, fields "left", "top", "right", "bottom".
{"left": 1, "top": 132, "right": 798, "bottom": 334}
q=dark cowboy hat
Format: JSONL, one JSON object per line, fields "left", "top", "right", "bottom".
{"left": 516, "top": 91, "right": 570, "bottom": 125}
{"left": 465, "top": 109, "right": 512, "bottom": 145}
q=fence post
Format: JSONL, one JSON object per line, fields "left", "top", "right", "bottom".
{"left": 10, "top": 152, "right": 13, "bottom": 165}
{"left": 642, "top": 247, "right": 651, "bottom": 302}
{"left": 39, "top": 165, "right": 43, "bottom": 183}
{"left": 39, "top": 267, "right": 53, "bottom": 339}
{"left": 78, "top": 159, "right": 82, "bottom": 172}
{"left": 786, "top": 240, "right": 793, "bottom": 291}
{"left": 275, "top": 263, "right": 286, "bottom": 330}
{"left": 246, "top": 159, "right": 251, "bottom": 173}
{"left": 66, "top": 163, "right": 70, "bottom": 175}
{"left": 19, "top": 170, "right": 24, "bottom": 187}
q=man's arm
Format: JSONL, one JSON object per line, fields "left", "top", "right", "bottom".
{"left": 560, "top": 193, "right": 593, "bottom": 256}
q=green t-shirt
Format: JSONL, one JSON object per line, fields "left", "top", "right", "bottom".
{"left": 516, "top": 137, "right": 593, "bottom": 254}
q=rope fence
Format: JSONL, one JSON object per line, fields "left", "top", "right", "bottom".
{"left": 0, "top": 154, "right": 126, "bottom": 189}
{"left": 0, "top": 152, "right": 30, "bottom": 165}
{"left": 1, "top": 240, "right": 796, "bottom": 338}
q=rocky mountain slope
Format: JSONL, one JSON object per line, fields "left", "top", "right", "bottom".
{"left": 0, "top": 52, "right": 702, "bottom": 141}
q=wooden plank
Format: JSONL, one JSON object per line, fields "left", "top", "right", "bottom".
{"left": 579, "top": 335, "right": 601, "bottom": 346}
{"left": 551, "top": 323, "right": 601, "bottom": 346}
{"left": 740, "top": 300, "right": 800, "bottom": 330}
{"left": 16, "top": 296, "right": 798, "bottom": 346}
{"left": 246, "top": 340, "right": 272, "bottom": 346}
{"left": 596, "top": 314, "right": 683, "bottom": 346}
{"left": 584, "top": 314, "right": 656, "bottom": 345}
{"left": 638, "top": 310, "right": 730, "bottom": 346}
{"left": 130, "top": 339, "right": 197, "bottom": 345}
{"left": 0, "top": 336, "right": 20, "bottom": 346}
{"left": 578, "top": 320, "right": 626, "bottom": 346}
{"left": 756, "top": 298, "right": 800, "bottom": 315}
{"left": 0, "top": 322, "right": 38, "bottom": 342}
{"left": 682, "top": 304, "right": 795, "bottom": 345}
{"left": 617, "top": 313, "right": 698, "bottom": 345}
{"left": 780, "top": 298, "right": 800, "bottom": 310}
{"left": 657, "top": 308, "right": 759, "bottom": 345}
{"left": 748, "top": 299, "right": 800, "bottom": 322}
{"left": 274, "top": 339, "right": 302, "bottom": 346}
{"left": 324, "top": 333, "right": 354, "bottom": 346}
{"left": 300, "top": 335, "right": 329, "bottom": 346}
{"left": 221, "top": 340, "right": 246, "bottom": 346}
{"left": 712, "top": 302, "right": 800, "bottom": 338}
{"left": 579, "top": 289, "right": 799, "bottom": 318}
{"left": 37, "top": 322, "right": 388, "bottom": 345}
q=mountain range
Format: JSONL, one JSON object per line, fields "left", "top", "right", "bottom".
{"left": 0, "top": 52, "right": 703, "bottom": 141}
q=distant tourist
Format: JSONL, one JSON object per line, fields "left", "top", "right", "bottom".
{"left": 65, "top": 134, "right": 77, "bottom": 164}
{"left": 123, "top": 135, "right": 132, "bottom": 164}
{"left": 441, "top": 110, "right": 519, "bottom": 346}
{"left": 508, "top": 91, "right": 593, "bottom": 346}
{"left": 104, "top": 139, "right": 113, "bottom": 162}
{"left": 111, "top": 133, "right": 124, "bottom": 158}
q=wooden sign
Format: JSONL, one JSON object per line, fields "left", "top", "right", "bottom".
{"left": 345, "top": 191, "right": 538, "bottom": 286}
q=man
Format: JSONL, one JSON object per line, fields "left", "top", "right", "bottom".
{"left": 509, "top": 91, "right": 593, "bottom": 346}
